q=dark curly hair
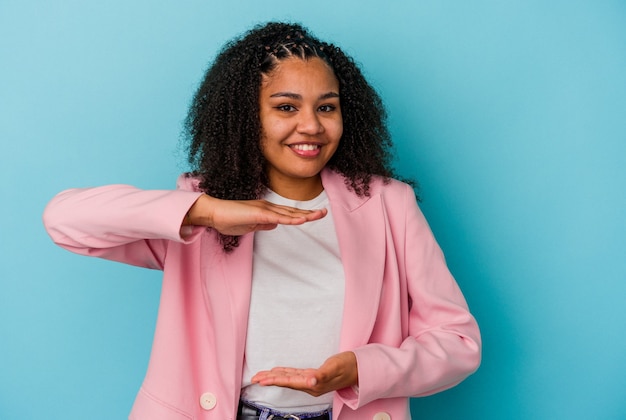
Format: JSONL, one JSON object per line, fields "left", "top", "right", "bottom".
{"left": 185, "top": 21, "right": 408, "bottom": 251}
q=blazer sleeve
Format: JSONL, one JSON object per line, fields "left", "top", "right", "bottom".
{"left": 42, "top": 175, "right": 205, "bottom": 270}
{"left": 341, "top": 183, "right": 481, "bottom": 408}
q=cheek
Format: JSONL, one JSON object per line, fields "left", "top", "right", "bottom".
{"left": 331, "top": 120, "right": 344, "bottom": 141}
{"left": 262, "top": 119, "right": 291, "bottom": 141}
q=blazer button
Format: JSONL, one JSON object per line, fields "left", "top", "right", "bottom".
{"left": 199, "top": 392, "right": 217, "bottom": 410}
{"left": 373, "top": 413, "right": 391, "bottom": 420}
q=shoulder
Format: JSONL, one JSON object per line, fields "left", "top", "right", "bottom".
{"left": 323, "top": 169, "right": 417, "bottom": 211}
{"left": 175, "top": 173, "right": 203, "bottom": 192}
{"left": 323, "top": 168, "right": 414, "bottom": 196}
{"left": 371, "top": 177, "right": 419, "bottom": 215}
{"left": 369, "top": 175, "right": 414, "bottom": 197}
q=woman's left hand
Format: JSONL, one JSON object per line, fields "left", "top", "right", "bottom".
{"left": 250, "top": 351, "right": 358, "bottom": 397}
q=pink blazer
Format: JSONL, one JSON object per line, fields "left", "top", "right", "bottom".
{"left": 43, "top": 169, "right": 481, "bottom": 420}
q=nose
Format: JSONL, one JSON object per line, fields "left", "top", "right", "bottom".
{"left": 296, "top": 108, "right": 324, "bottom": 135}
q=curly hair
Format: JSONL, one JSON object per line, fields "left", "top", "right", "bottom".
{"left": 185, "top": 22, "right": 406, "bottom": 251}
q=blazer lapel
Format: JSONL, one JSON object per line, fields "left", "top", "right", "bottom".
{"left": 201, "top": 232, "right": 254, "bottom": 396}
{"left": 222, "top": 234, "right": 255, "bottom": 353}
{"left": 321, "top": 170, "right": 387, "bottom": 351}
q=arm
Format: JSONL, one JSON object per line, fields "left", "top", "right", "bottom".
{"left": 343, "top": 184, "right": 481, "bottom": 407}
{"left": 42, "top": 179, "right": 205, "bottom": 269}
{"left": 43, "top": 175, "right": 328, "bottom": 269}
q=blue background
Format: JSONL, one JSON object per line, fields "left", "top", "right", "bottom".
{"left": 1, "top": 1, "right": 625, "bottom": 419}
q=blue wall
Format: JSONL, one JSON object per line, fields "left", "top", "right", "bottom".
{"left": 1, "top": 1, "right": 625, "bottom": 419}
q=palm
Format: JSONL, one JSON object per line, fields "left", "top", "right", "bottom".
{"left": 251, "top": 352, "right": 358, "bottom": 397}
{"left": 188, "top": 195, "right": 327, "bottom": 235}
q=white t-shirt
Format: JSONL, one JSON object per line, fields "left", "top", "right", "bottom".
{"left": 240, "top": 190, "right": 345, "bottom": 411}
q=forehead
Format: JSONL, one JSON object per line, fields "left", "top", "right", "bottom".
{"left": 261, "top": 57, "right": 339, "bottom": 91}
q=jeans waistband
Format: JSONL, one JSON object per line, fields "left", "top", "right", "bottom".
{"left": 237, "top": 399, "right": 332, "bottom": 420}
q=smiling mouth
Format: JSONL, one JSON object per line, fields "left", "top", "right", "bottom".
{"left": 290, "top": 144, "right": 320, "bottom": 151}
{"left": 288, "top": 143, "right": 323, "bottom": 157}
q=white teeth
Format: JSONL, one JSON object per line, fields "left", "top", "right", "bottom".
{"left": 291, "top": 144, "right": 319, "bottom": 151}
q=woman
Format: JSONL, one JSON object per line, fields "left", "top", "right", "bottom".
{"left": 43, "top": 22, "right": 481, "bottom": 420}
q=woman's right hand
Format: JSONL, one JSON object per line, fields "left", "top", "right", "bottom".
{"left": 184, "top": 194, "right": 327, "bottom": 236}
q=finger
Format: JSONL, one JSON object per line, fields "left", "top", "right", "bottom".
{"left": 260, "top": 209, "right": 327, "bottom": 226}
{"left": 261, "top": 202, "right": 328, "bottom": 219}
{"left": 251, "top": 367, "right": 301, "bottom": 381}
{"left": 252, "top": 223, "right": 279, "bottom": 231}
{"left": 280, "top": 208, "right": 328, "bottom": 223}
{"left": 252, "top": 368, "right": 319, "bottom": 388}
{"left": 254, "top": 373, "right": 316, "bottom": 388}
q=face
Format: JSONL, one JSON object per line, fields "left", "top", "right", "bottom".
{"left": 259, "top": 57, "right": 343, "bottom": 200}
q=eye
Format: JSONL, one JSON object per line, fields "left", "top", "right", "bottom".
{"left": 318, "top": 104, "right": 337, "bottom": 112}
{"left": 275, "top": 104, "right": 297, "bottom": 112}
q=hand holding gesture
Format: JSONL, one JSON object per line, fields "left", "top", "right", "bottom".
{"left": 250, "top": 351, "right": 358, "bottom": 397}
{"left": 185, "top": 194, "right": 327, "bottom": 236}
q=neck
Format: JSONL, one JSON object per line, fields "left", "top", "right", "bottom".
{"left": 268, "top": 175, "right": 324, "bottom": 201}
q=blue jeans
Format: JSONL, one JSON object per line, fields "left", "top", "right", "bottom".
{"left": 237, "top": 400, "right": 332, "bottom": 420}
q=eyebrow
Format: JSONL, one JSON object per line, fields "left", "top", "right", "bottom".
{"left": 269, "top": 92, "right": 340, "bottom": 100}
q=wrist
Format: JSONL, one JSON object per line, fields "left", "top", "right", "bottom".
{"left": 188, "top": 193, "right": 216, "bottom": 228}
